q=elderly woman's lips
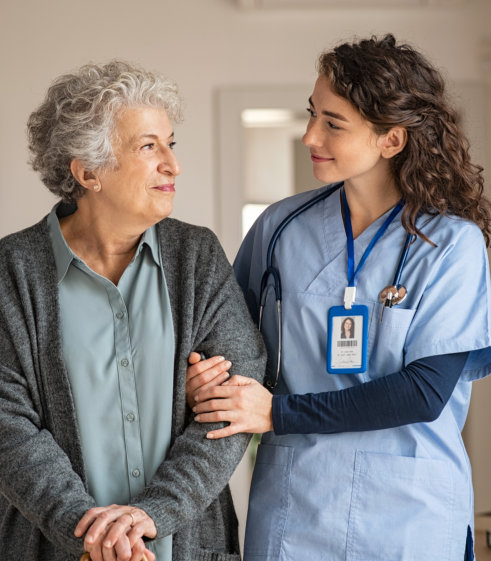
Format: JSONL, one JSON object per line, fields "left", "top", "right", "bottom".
{"left": 152, "top": 184, "right": 175, "bottom": 192}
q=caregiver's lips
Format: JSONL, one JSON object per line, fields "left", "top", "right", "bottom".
{"left": 310, "top": 152, "right": 334, "bottom": 163}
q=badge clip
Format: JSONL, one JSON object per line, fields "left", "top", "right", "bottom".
{"left": 344, "top": 286, "right": 356, "bottom": 310}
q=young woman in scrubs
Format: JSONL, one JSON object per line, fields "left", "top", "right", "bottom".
{"left": 187, "top": 34, "right": 491, "bottom": 561}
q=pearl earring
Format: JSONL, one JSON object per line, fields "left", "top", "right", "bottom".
{"left": 94, "top": 184, "right": 101, "bottom": 192}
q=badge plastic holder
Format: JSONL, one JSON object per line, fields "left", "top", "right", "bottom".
{"left": 327, "top": 304, "right": 368, "bottom": 374}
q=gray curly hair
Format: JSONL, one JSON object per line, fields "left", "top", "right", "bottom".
{"left": 27, "top": 60, "right": 183, "bottom": 203}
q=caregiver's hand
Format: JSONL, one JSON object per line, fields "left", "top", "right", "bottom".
{"left": 193, "top": 375, "right": 273, "bottom": 439}
{"left": 186, "top": 352, "right": 231, "bottom": 407}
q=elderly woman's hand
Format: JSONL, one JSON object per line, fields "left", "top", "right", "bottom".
{"left": 80, "top": 537, "right": 154, "bottom": 561}
{"left": 75, "top": 505, "right": 156, "bottom": 561}
{"left": 186, "top": 352, "right": 231, "bottom": 408}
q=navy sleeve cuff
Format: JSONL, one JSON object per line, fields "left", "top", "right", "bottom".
{"left": 272, "top": 394, "right": 286, "bottom": 434}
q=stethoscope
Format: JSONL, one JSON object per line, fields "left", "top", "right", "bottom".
{"left": 258, "top": 182, "right": 415, "bottom": 388}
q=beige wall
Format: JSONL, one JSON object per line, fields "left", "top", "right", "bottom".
{"left": 1, "top": 0, "right": 491, "bottom": 237}
{"left": 2, "top": 0, "right": 491, "bottom": 540}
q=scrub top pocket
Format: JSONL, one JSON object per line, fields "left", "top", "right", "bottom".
{"left": 346, "top": 450, "right": 454, "bottom": 561}
{"left": 244, "top": 443, "right": 294, "bottom": 560}
{"left": 368, "top": 305, "right": 416, "bottom": 377}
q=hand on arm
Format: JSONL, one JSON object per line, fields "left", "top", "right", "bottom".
{"left": 193, "top": 374, "right": 273, "bottom": 439}
{"left": 192, "top": 353, "right": 468, "bottom": 438}
{"left": 186, "top": 352, "right": 231, "bottom": 407}
{"left": 75, "top": 505, "right": 156, "bottom": 561}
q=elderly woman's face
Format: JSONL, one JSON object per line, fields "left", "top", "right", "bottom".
{"left": 97, "top": 106, "right": 181, "bottom": 228}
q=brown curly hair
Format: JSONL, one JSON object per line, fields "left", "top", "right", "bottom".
{"left": 318, "top": 34, "right": 491, "bottom": 245}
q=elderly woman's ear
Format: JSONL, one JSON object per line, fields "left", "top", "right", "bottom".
{"left": 70, "top": 159, "right": 101, "bottom": 193}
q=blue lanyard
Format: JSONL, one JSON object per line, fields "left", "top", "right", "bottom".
{"left": 342, "top": 188, "right": 403, "bottom": 288}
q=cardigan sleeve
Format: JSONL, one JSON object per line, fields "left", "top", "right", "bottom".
{"left": 0, "top": 362, "right": 95, "bottom": 556}
{"left": 130, "top": 221, "right": 267, "bottom": 539}
{"left": 0, "top": 226, "right": 95, "bottom": 557}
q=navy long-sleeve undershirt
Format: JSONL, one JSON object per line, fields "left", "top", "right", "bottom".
{"left": 272, "top": 352, "right": 469, "bottom": 435}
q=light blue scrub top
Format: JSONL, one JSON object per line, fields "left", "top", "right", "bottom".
{"left": 235, "top": 184, "right": 491, "bottom": 561}
{"left": 48, "top": 205, "right": 174, "bottom": 561}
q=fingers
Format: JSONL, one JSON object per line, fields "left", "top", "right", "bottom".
{"left": 187, "top": 360, "right": 231, "bottom": 393}
{"left": 193, "top": 389, "right": 237, "bottom": 411}
{"left": 103, "top": 509, "right": 157, "bottom": 550}
{"left": 75, "top": 506, "right": 112, "bottom": 538}
{"left": 82, "top": 506, "right": 128, "bottom": 549}
{"left": 193, "top": 395, "right": 240, "bottom": 425}
{"left": 194, "top": 380, "right": 274, "bottom": 436}
{"left": 221, "top": 374, "right": 254, "bottom": 387}
{"left": 77, "top": 505, "right": 157, "bottom": 558}
{"left": 127, "top": 538, "right": 150, "bottom": 561}
{"left": 78, "top": 508, "right": 156, "bottom": 561}
{"left": 142, "top": 548, "right": 156, "bottom": 561}
{"left": 188, "top": 374, "right": 230, "bottom": 408}
{"left": 101, "top": 536, "right": 119, "bottom": 561}
{"left": 83, "top": 532, "right": 154, "bottom": 561}
{"left": 194, "top": 377, "right": 256, "bottom": 405}
{"left": 186, "top": 355, "right": 232, "bottom": 408}
{"left": 206, "top": 424, "right": 243, "bottom": 440}
{"left": 113, "top": 534, "right": 132, "bottom": 561}
{"left": 99, "top": 512, "right": 136, "bottom": 550}
{"left": 194, "top": 410, "right": 234, "bottom": 424}
{"left": 186, "top": 355, "right": 230, "bottom": 382}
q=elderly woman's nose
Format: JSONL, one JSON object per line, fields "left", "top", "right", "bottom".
{"left": 158, "top": 151, "right": 181, "bottom": 176}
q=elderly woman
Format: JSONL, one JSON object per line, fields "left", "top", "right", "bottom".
{"left": 0, "top": 61, "right": 265, "bottom": 561}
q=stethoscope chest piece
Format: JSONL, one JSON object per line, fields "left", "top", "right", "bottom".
{"left": 379, "top": 284, "right": 407, "bottom": 306}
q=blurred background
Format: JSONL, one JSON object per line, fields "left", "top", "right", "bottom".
{"left": 2, "top": 0, "right": 491, "bottom": 550}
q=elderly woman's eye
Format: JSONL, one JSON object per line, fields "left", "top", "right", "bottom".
{"left": 142, "top": 143, "right": 155, "bottom": 150}
{"left": 169, "top": 141, "right": 176, "bottom": 150}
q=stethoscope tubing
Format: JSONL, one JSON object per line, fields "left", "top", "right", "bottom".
{"left": 258, "top": 183, "right": 342, "bottom": 388}
{"left": 393, "top": 231, "right": 416, "bottom": 287}
{"left": 265, "top": 183, "right": 343, "bottom": 275}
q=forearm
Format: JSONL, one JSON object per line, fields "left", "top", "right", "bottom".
{"left": 130, "top": 422, "right": 251, "bottom": 538}
{"left": 272, "top": 352, "right": 468, "bottom": 435}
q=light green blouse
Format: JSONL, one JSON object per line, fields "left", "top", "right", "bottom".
{"left": 48, "top": 205, "right": 174, "bottom": 560}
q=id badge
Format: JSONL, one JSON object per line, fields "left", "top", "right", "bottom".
{"left": 327, "top": 305, "right": 368, "bottom": 374}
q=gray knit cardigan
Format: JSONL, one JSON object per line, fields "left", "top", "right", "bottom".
{"left": 0, "top": 213, "right": 266, "bottom": 561}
